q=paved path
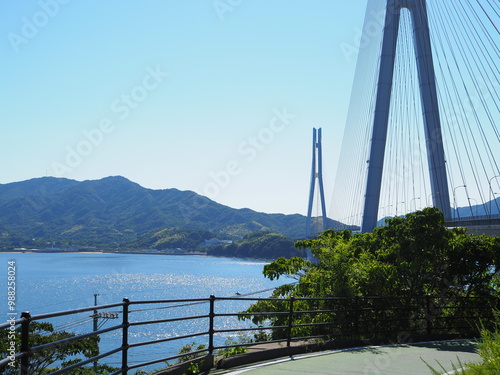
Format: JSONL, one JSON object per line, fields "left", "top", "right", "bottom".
{"left": 213, "top": 340, "right": 480, "bottom": 375}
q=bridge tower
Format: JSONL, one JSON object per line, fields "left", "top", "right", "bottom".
{"left": 361, "top": 0, "right": 452, "bottom": 233}
{"left": 306, "top": 128, "right": 327, "bottom": 237}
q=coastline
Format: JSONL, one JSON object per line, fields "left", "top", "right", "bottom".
{"left": 1, "top": 249, "right": 203, "bottom": 256}
{"left": 0, "top": 249, "right": 280, "bottom": 261}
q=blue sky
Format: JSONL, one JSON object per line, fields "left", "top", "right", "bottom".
{"left": 0, "top": 1, "right": 368, "bottom": 215}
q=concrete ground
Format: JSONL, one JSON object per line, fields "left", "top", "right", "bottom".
{"left": 210, "top": 340, "right": 480, "bottom": 375}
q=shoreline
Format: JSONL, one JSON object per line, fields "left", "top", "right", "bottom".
{"left": 0, "top": 249, "right": 204, "bottom": 256}
{"left": 0, "top": 250, "right": 278, "bottom": 261}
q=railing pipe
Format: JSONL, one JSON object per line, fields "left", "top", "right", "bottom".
{"left": 127, "top": 348, "right": 209, "bottom": 371}
{"left": 30, "top": 324, "right": 122, "bottom": 355}
{"left": 47, "top": 347, "right": 122, "bottom": 375}
{"left": 215, "top": 325, "right": 288, "bottom": 335}
{"left": 129, "top": 331, "right": 208, "bottom": 349}
{"left": 129, "top": 314, "right": 210, "bottom": 327}
{"left": 128, "top": 297, "right": 209, "bottom": 305}
{"left": 2, "top": 294, "right": 498, "bottom": 375}
{"left": 29, "top": 302, "right": 124, "bottom": 321}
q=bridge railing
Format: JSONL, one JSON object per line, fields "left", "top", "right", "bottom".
{"left": 446, "top": 213, "right": 500, "bottom": 228}
{"left": 1, "top": 295, "right": 498, "bottom": 375}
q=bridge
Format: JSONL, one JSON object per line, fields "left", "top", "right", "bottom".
{"left": 446, "top": 214, "right": 500, "bottom": 237}
{"left": 321, "top": 0, "right": 499, "bottom": 234}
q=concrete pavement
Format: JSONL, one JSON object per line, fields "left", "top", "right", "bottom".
{"left": 211, "top": 340, "right": 480, "bottom": 375}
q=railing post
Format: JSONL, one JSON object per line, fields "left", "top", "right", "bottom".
{"left": 208, "top": 295, "right": 215, "bottom": 355}
{"left": 121, "top": 298, "right": 130, "bottom": 375}
{"left": 286, "top": 297, "right": 295, "bottom": 347}
{"left": 426, "top": 295, "right": 433, "bottom": 335}
{"left": 354, "top": 296, "right": 360, "bottom": 337}
{"left": 20, "top": 312, "right": 31, "bottom": 375}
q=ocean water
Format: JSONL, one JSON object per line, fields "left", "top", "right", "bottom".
{"left": 0, "top": 252, "right": 285, "bottom": 371}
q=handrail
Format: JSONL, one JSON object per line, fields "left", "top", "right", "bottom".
{"left": 47, "top": 347, "right": 123, "bottom": 375}
{"left": 26, "top": 301, "right": 126, "bottom": 321}
{"left": 129, "top": 297, "right": 210, "bottom": 305}
{"left": 2, "top": 295, "right": 498, "bottom": 375}
{"left": 129, "top": 314, "right": 210, "bottom": 327}
{"left": 129, "top": 331, "right": 209, "bottom": 349}
{"left": 126, "top": 347, "right": 209, "bottom": 372}
{"left": 30, "top": 323, "right": 123, "bottom": 354}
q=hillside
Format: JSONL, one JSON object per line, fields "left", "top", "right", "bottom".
{"left": 453, "top": 200, "right": 500, "bottom": 218}
{"left": 207, "top": 231, "right": 302, "bottom": 259}
{"left": 0, "top": 176, "right": 348, "bottom": 250}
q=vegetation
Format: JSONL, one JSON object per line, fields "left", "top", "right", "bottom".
{"left": 243, "top": 208, "right": 500, "bottom": 340}
{"left": 216, "top": 334, "right": 251, "bottom": 358}
{"left": 0, "top": 176, "right": 349, "bottom": 250}
{"left": 130, "top": 227, "right": 213, "bottom": 251}
{"left": 0, "top": 322, "right": 117, "bottom": 374}
{"left": 207, "top": 231, "right": 303, "bottom": 259}
{"left": 465, "top": 321, "right": 500, "bottom": 373}
{"left": 142, "top": 335, "right": 252, "bottom": 375}
{"left": 175, "top": 341, "right": 207, "bottom": 364}
{"left": 426, "top": 312, "right": 500, "bottom": 374}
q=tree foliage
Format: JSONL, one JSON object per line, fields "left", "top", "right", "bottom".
{"left": 0, "top": 321, "right": 117, "bottom": 375}
{"left": 244, "top": 208, "right": 500, "bottom": 339}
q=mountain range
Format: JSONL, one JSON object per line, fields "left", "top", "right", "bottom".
{"left": 0, "top": 176, "right": 347, "bottom": 250}
{"left": 2, "top": 176, "right": 495, "bottom": 251}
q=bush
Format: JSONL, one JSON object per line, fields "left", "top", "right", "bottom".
{"left": 426, "top": 311, "right": 500, "bottom": 374}
{"left": 216, "top": 334, "right": 251, "bottom": 359}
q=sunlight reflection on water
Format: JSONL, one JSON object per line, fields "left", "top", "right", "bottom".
{"left": 1, "top": 252, "right": 286, "bottom": 371}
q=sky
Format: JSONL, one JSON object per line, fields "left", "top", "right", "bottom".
{"left": 0, "top": 1, "right": 368, "bottom": 216}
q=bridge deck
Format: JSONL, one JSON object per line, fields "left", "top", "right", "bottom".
{"left": 445, "top": 215, "right": 500, "bottom": 228}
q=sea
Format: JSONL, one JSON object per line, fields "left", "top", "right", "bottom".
{"left": 0, "top": 252, "right": 287, "bottom": 372}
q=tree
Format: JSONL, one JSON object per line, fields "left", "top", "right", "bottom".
{"left": 0, "top": 321, "right": 117, "bottom": 374}
{"left": 243, "top": 208, "right": 500, "bottom": 339}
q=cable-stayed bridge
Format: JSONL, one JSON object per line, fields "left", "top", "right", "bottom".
{"left": 326, "top": 0, "right": 499, "bottom": 234}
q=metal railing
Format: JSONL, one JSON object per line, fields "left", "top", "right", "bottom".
{"left": 446, "top": 213, "right": 500, "bottom": 227}
{"left": 1, "top": 295, "right": 498, "bottom": 374}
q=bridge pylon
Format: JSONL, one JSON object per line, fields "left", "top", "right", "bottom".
{"left": 361, "top": 0, "right": 451, "bottom": 233}
{"left": 306, "top": 128, "right": 327, "bottom": 238}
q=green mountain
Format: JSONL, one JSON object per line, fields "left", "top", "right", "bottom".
{"left": 0, "top": 176, "right": 346, "bottom": 250}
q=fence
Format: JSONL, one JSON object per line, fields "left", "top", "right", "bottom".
{"left": 1, "top": 295, "right": 498, "bottom": 375}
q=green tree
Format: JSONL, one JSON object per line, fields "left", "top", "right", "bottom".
{"left": 0, "top": 321, "right": 117, "bottom": 374}
{"left": 243, "top": 208, "right": 500, "bottom": 340}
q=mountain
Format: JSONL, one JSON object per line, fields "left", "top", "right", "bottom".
{"left": 452, "top": 199, "right": 500, "bottom": 219}
{"left": 376, "top": 198, "right": 500, "bottom": 227}
{"left": 0, "top": 176, "right": 347, "bottom": 249}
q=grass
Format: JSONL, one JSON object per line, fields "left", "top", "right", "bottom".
{"left": 425, "top": 312, "right": 500, "bottom": 374}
